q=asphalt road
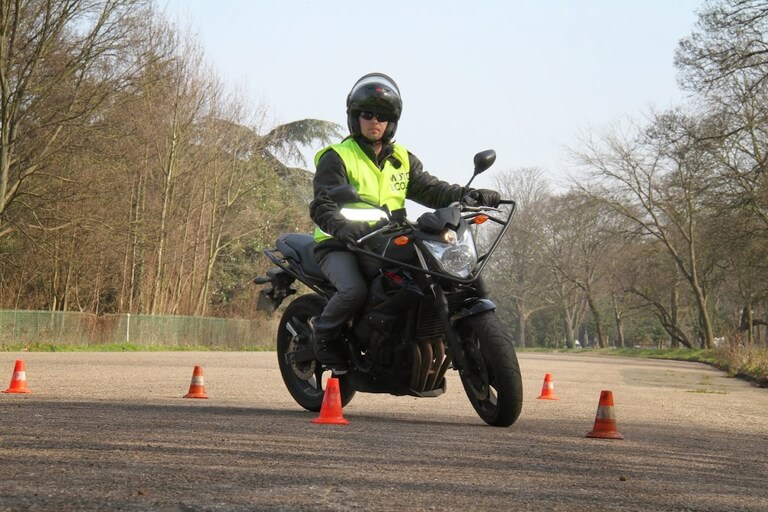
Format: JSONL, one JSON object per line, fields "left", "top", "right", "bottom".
{"left": 0, "top": 351, "right": 766, "bottom": 511}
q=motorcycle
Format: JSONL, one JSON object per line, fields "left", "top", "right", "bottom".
{"left": 254, "top": 150, "right": 523, "bottom": 426}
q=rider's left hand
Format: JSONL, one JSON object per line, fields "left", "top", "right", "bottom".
{"left": 467, "top": 188, "right": 501, "bottom": 207}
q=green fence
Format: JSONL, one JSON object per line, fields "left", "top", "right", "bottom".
{"left": 0, "top": 310, "right": 277, "bottom": 349}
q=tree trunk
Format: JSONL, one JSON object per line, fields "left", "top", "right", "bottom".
{"left": 670, "top": 285, "right": 680, "bottom": 349}
{"left": 189, "top": 180, "right": 207, "bottom": 313}
{"left": 515, "top": 300, "right": 527, "bottom": 348}
{"left": 585, "top": 289, "right": 606, "bottom": 348}
{"left": 171, "top": 194, "right": 195, "bottom": 315}
{"left": 62, "top": 232, "right": 77, "bottom": 312}
{"left": 612, "top": 295, "right": 626, "bottom": 348}
{"left": 691, "top": 282, "right": 714, "bottom": 349}
{"left": 196, "top": 164, "right": 221, "bottom": 316}
{"left": 151, "top": 108, "right": 180, "bottom": 315}
{"left": 563, "top": 316, "right": 576, "bottom": 349}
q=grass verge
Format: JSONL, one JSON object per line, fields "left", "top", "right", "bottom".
{"left": 584, "top": 346, "right": 768, "bottom": 388}
{"left": 0, "top": 342, "right": 276, "bottom": 352}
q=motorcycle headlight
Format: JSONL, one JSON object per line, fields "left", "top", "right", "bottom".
{"left": 422, "top": 229, "right": 477, "bottom": 278}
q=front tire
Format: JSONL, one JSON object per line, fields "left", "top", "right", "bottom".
{"left": 458, "top": 312, "right": 523, "bottom": 427}
{"left": 276, "top": 294, "right": 356, "bottom": 412}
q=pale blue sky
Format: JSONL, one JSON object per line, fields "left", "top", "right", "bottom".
{"left": 162, "top": 0, "right": 703, "bottom": 190}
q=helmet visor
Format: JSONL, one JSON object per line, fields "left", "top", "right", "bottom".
{"left": 347, "top": 73, "right": 402, "bottom": 116}
{"left": 350, "top": 73, "right": 400, "bottom": 97}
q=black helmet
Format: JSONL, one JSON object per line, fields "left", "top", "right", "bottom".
{"left": 346, "top": 72, "right": 402, "bottom": 142}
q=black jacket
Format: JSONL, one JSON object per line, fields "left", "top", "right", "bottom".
{"left": 310, "top": 136, "right": 464, "bottom": 255}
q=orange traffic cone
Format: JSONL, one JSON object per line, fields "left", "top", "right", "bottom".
{"left": 3, "top": 359, "right": 32, "bottom": 394}
{"left": 586, "top": 390, "right": 624, "bottom": 439}
{"left": 311, "top": 377, "right": 349, "bottom": 425}
{"left": 183, "top": 365, "right": 208, "bottom": 399}
{"left": 537, "top": 372, "right": 558, "bottom": 400}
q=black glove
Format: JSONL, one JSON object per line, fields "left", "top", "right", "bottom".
{"left": 333, "top": 221, "right": 374, "bottom": 244}
{"left": 467, "top": 188, "right": 501, "bottom": 207}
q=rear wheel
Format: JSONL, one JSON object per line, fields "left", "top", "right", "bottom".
{"left": 276, "top": 294, "right": 356, "bottom": 412}
{"left": 458, "top": 312, "right": 523, "bottom": 427}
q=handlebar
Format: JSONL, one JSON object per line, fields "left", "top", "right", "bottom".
{"left": 460, "top": 199, "right": 515, "bottom": 213}
{"left": 352, "top": 199, "right": 516, "bottom": 245}
{"left": 460, "top": 194, "right": 516, "bottom": 209}
{"left": 345, "top": 198, "right": 517, "bottom": 284}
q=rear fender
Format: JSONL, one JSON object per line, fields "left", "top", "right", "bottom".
{"left": 254, "top": 269, "right": 297, "bottom": 312}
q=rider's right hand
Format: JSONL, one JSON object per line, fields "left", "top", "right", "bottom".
{"left": 333, "top": 221, "right": 374, "bottom": 243}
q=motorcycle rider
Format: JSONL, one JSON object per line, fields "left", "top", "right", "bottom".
{"left": 309, "top": 72, "right": 501, "bottom": 367}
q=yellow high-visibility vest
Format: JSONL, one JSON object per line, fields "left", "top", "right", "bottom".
{"left": 314, "top": 138, "right": 410, "bottom": 242}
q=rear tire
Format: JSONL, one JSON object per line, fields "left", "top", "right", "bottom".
{"left": 458, "top": 312, "right": 523, "bottom": 427}
{"left": 276, "top": 294, "right": 356, "bottom": 412}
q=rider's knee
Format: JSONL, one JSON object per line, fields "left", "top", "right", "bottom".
{"left": 337, "top": 282, "right": 368, "bottom": 305}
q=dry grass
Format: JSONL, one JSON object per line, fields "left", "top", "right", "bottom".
{"left": 718, "top": 345, "right": 768, "bottom": 387}
{"left": 583, "top": 346, "right": 768, "bottom": 388}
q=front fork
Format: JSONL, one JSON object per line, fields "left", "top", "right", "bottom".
{"left": 431, "top": 285, "right": 496, "bottom": 384}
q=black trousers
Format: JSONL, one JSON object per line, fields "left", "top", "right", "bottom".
{"left": 313, "top": 250, "right": 380, "bottom": 336}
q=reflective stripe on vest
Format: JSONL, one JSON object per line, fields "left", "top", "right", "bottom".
{"left": 314, "top": 139, "right": 410, "bottom": 242}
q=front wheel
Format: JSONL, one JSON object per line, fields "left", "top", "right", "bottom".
{"left": 276, "top": 294, "right": 356, "bottom": 412}
{"left": 457, "top": 312, "right": 523, "bottom": 427}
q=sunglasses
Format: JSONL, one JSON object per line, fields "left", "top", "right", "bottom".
{"left": 359, "top": 111, "right": 393, "bottom": 122}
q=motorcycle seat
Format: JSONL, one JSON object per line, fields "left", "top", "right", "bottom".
{"left": 276, "top": 233, "right": 325, "bottom": 279}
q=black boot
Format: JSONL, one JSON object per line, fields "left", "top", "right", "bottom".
{"left": 310, "top": 318, "right": 346, "bottom": 368}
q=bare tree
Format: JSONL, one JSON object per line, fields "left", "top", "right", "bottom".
{"left": 575, "top": 111, "right": 721, "bottom": 348}
{"left": 0, "top": 2, "right": 342, "bottom": 318}
{"left": 485, "top": 167, "right": 553, "bottom": 348}
{"left": 0, "top": 0, "right": 150, "bottom": 239}
{"left": 552, "top": 271, "right": 589, "bottom": 349}
{"left": 604, "top": 233, "right": 658, "bottom": 348}
{"left": 623, "top": 238, "right": 698, "bottom": 348}
{"left": 540, "top": 191, "right": 625, "bottom": 348}
{"left": 676, "top": 0, "right": 768, "bottom": 94}
{"left": 676, "top": 0, "right": 768, "bottom": 346}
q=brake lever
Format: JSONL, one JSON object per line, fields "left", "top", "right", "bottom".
{"left": 358, "top": 219, "right": 413, "bottom": 244}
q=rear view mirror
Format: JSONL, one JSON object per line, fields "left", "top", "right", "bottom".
{"left": 465, "top": 149, "right": 497, "bottom": 188}
{"left": 473, "top": 150, "right": 497, "bottom": 175}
